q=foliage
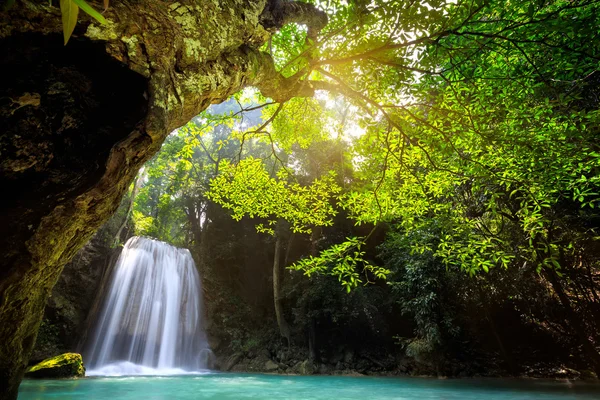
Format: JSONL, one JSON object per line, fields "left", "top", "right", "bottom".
{"left": 290, "top": 236, "right": 390, "bottom": 292}
{"left": 285, "top": 272, "right": 394, "bottom": 350}
{"left": 242, "top": 0, "right": 600, "bottom": 370}
{"left": 380, "top": 223, "right": 460, "bottom": 362}
{"left": 125, "top": 0, "right": 600, "bottom": 373}
{"left": 208, "top": 157, "right": 341, "bottom": 235}
{"left": 59, "top": 0, "right": 106, "bottom": 45}
{"left": 258, "top": 0, "right": 600, "bottom": 281}
{"left": 131, "top": 132, "right": 190, "bottom": 245}
{"left": 130, "top": 99, "right": 269, "bottom": 246}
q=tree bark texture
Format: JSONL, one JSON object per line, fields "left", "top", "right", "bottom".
{"left": 0, "top": 0, "right": 326, "bottom": 397}
{"left": 544, "top": 269, "right": 600, "bottom": 377}
{"left": 273, "top": 232, "right": 291, "bottom": 344}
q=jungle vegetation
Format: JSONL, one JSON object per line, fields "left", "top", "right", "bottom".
{"left": 118, "top": 0, "right": 600, "bottom": 377}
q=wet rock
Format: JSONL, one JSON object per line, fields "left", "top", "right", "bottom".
{"left": 258, "top": 348, "right": 271, "bottom": 360}
{"left": 579, "top": 370, "right": 598, "bottom": 380}
{"left": 265, "top": 360, "right": 279, "bottom": 372}
{"left": 25, "top": 353, "right": 85, "bottom": 378}
{"left": 341, "top": 369, "right": 364, "bottom": 377}
{"left": 225, "top": 352, "right": 243, "bottom": 371}
{"left": 330, "top": 352, "right": 344, "bottom": 364}
{"left": 264, "top": 360, "right": 279, "bottom": 372}
{"left": 290, "top": 361, "right": 302, "bottom": 374}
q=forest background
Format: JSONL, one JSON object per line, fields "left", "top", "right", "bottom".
{"left": 29, "top": 0, "right": 600, "bottom": 381}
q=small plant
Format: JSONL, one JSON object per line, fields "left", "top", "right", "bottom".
{"left": 59, "top": 0, "right": 107, "bottom": 45}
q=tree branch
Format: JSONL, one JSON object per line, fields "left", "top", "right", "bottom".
{"left": 260, "top": 0, "right": 328, "bottom": 39}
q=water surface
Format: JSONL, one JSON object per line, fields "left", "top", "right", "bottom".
{"left": 18, "top": 373, "right": 600, "bottom": 400}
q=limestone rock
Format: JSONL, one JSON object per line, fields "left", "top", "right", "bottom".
{"left": 25, "top": 353, "right": 85, "bottom": 379}
{"left": 31, "top": 214, "right": 127, "bottom": 362}
{"left": 0, "top": 0, "right": 328, "bottom": 397}
{"left": 265, "top": 360, "right": 279, "bottom": 372}
{"left": 225, "top": 352, "right": 244, "bottom": 371}
{"left": 318, "top": 363, "right": 332, "bottom": 374}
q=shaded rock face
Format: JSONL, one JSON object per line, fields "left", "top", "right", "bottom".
{"left": 24, "top": 353, "right": 85, "bottom": 379}
{"left": 0, "top": 33, "right": 147, "bottom": 268}
{"left": 30, "top": 242, "right": 106, "bottom": 363}
{"left": 30, "top": 225, "right": 125, "bottom": 363}
{"left": 0, "top": 31, "right": 148, "bottom": 399}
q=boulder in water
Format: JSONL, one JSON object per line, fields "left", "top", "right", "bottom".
{"left": 86, "top": 237, "right": 210, "bottom": 373}
{"left": 25, "top": 353, "right": 85, "bottom": 379}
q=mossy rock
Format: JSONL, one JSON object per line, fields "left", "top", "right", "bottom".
{"left": 25, "top": 353, "right": 85, "bottom": 379}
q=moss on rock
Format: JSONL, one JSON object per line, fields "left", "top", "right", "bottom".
{"left": 25, "top": 353, "right": 85, "bottom": 379}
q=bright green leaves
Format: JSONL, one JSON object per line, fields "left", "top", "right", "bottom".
{"left": 60, "top": 0, "right": 79, "bottom": 45}
{"left": 268, "top": 23, "right": 311, "bottom": 76}
{"left": 60, "top": 0, "right": 106, "bottom": 45}
{"left": 72, "top": 0, "right": 106, "bottom": 24}
{"left": 131, "top": 130, "right": 201, "bottom": 245}
{"left": 316, "top": 0, "right": 600, "bottom": 278}
{"left": 270, "top": 98, "right": 330, "bottom": 151}
{"left": 290, "top": 237, "right": 391, "bottom": 292}
{"left": 208, "top": 157, "right": 341, "bottom": 235}
{"left": 131, "top": 210, "right": 155, "bottom": 237}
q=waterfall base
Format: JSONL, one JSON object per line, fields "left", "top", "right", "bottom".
{"left": 85, "top": 237, "right": 211, "bottom": 373}
{"left": 87, "top": 361, "right": 211, "bottom": 377}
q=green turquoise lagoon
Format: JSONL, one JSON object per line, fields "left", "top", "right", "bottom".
{"left": 18, "top": 373, "right": 600, "bottom": 400}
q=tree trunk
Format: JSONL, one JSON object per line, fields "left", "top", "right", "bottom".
{"left": 307, "top": 227, "right": 322, "bottom": 361}
{"left": 475, "top": 280, "right": 516, "bottom": 374}
{"left": 273, "top": 232, "right": 291, "bottom": 345}
{"left": 113, "top": 172, "right": 144, "bottom": 246}
{"left": 0, "top": 1, "right": 327, "bottom": 397}
{"left": 184, "top": 196, "right": 203, "bottom": 262}
{"left": 545, "top": 269, "right": 600, "bottom": 377}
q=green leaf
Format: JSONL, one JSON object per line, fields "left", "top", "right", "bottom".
{"left": 60, "top": 0, "right": 79, "bottom": 45}
{"left": 72, "top": 0, "right": 107, "bottom": 24}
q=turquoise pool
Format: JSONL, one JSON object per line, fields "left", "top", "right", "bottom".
{"left": 18, "top": 373, "right": 600, "bottom": 400}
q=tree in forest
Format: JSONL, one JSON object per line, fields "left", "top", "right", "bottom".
{"left": 209, "top": 155, "right": 341, "bottom": 343}
{"left": 131, "top": 99, "right": 270, "bottom": 251}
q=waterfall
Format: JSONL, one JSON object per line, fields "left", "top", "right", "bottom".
{"left": 86, "top": 236, "right": 211, "bottom": 376}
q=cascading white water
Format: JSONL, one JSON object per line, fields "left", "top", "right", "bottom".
{"left": 86, "top": 236, "right": 211, "bottom": 376}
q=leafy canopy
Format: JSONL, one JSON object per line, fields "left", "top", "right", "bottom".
{"left": 134, "top": 0, "right": 600, "bottom": 289}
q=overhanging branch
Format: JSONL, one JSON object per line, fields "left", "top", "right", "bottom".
{"left": 260, "top": 0, "right": 328, "bottom": 39}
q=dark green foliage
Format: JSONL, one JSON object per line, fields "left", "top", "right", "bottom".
{"left": 381, "top": 224, "right": 459, "bottom": 365}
